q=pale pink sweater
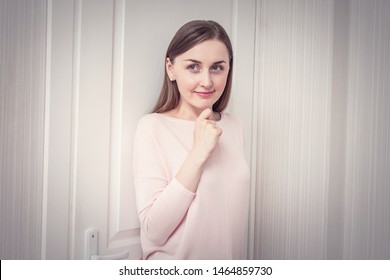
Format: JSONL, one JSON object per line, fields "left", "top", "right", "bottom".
{"left": 133, "top": 113, "right": 250, "bottom": 259}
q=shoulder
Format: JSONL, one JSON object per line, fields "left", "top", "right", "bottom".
{"left": 137, "top": 113, "right": 158, "bottom": 126}
{"left": 135, "top": 113, "right": 189, "bottom": 138}
{"left": 134, "top": 113, "right": 164, "bottom": 137}
{"left": 136, "top": 113, "right": 169, "bottom": 131}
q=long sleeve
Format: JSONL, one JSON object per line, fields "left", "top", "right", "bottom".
{"left": 133, "top": 115, "right": 196, "bottom": 246}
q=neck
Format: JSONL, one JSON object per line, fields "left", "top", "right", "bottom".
{"left": 167, "top": 106, "right": 220, "bottom": 121}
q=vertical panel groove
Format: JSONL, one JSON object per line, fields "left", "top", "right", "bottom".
{"left": 41, "top": 0, "right": 53, "bottom": 260}
{"left": 107, "top": 0, "right": 127, "bottom": 247}
{"left": 327, "top": 0, "right": 349, "bottom": 260}
{"left": 68, "top": 0, "right": 83, "bottom": 259}
{"left": 252, "top": 0, "right": 263, "bottom": 259}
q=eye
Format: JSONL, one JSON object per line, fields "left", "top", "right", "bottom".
{"left": 211, "top": 64, "right": 224, "bottom": 72}
{"left": 187, "top": 64, "right": 200, "bottom": 72}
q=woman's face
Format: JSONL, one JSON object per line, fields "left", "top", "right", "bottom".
{"left": 166, "top": 39, "right": 230, "bottom": 119}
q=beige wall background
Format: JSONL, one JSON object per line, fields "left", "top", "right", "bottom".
{"left": 251, "top": 0, "right": 390, "bottom": 259}
{"left": 1, "top": 0, "right": 389, "bottom": 259}
{"left": 1, "top": 0, "right": 46, "bottom": 259}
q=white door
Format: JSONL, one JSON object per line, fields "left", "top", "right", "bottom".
{"left": 43, "top": 0, "right": 256, "bottom": 259}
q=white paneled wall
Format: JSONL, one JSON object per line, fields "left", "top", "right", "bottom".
{"left": 0, "top": 0, "right": 47, "bottom": 259}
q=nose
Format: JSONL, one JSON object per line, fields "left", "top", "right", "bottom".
{"left": 200, "top": 71, "right": 213, "bottom": 89}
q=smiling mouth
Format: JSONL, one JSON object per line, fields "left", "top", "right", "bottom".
{"left": 193, "top": 90, "right": 215, "bottom": 97}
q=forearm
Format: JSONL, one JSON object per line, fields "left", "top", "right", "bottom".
{"left": 138, "top": 149, "right": 206, "bottom": 245}
{"left": 175, "top": 149, "right": 206, "bottom": 193}
{"left": 138, "top": 177, "right": 195, "bottom": 245}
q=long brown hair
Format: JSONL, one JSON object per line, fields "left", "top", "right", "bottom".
{"left": 152, "top": 20, "right": 233, "bottom": 113}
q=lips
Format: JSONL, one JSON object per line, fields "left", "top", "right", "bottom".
{"left": 194, "top": 90, "right": 215, "bottom": 97}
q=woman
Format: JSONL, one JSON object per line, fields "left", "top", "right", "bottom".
{"left": 133, "top": 20, "right": 250, "bottom": 259}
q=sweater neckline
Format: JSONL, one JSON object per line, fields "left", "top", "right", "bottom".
{"left": 154, "top": 112, "right": 224, "bottom": 124}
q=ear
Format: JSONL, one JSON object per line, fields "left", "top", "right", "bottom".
{"left": 166, "top": 57, "right": 175, "bottom": 81}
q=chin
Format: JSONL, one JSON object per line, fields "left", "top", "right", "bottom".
{"left": 195, "top": 104, "right": 214, "bottom": 112}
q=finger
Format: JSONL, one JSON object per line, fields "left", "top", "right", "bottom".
{"left": 198, "top": 108, "right": 212, "bottom": 120}
{"left": 208, "top": 123, "right": 222, "bottom": 135}
{"left": 216, "top": 126, "right": 223, "bottom": 136}
{"left": 206, "top": 120, "right": 217, "bottom": 126}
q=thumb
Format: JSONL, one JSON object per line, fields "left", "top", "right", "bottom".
{"left": 198, "top": 108, "right": 212, "bottom": 121}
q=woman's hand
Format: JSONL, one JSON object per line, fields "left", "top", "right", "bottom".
{"left": 175, "top": 108, "right": 222, "bottom": 193}
{"left": 192, "top": 108, "right": 223, "bottom": 164}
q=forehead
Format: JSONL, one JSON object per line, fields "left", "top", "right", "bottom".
{"left": 178, "top": 39, "right": 229, "bottom": 62}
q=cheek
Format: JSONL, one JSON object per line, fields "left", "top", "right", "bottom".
{"left": 177, "top": 75, "right": 198, "bottom": 91}
{"left": 215, "top": 75, "right": 229, "bottom": 90}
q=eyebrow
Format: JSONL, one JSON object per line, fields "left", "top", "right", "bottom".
{"left": 184, "top": 59, "right": 227, "bottom": 64}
